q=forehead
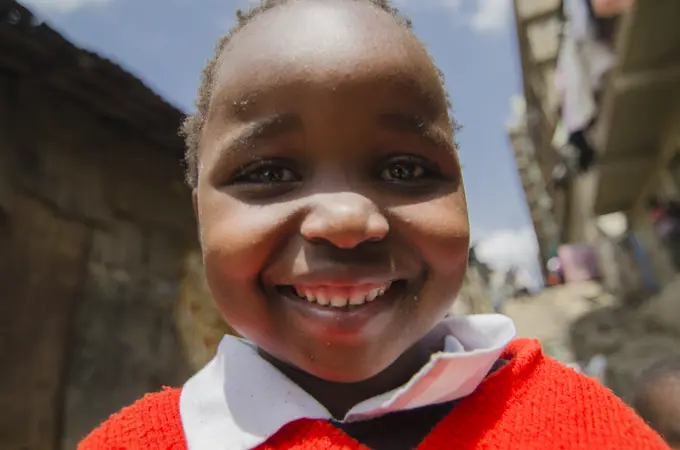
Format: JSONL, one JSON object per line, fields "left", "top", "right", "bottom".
{"left": 213, "top": 0, "right": 445, "bottom": 114}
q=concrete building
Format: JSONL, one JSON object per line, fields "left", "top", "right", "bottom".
{"left": 590, "top": 0, "right": 680, "bottom": 288}
{"left": 510, "top": 0, "right": 680, "bottom": 291}
{"left": 507, "top": 95, "right": 561, "bottom": 274}
{"left": 509, "top": 0, "right": 563, "bottom": 273}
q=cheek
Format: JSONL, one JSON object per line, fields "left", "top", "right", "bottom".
{"left": 198, "top": 192, "right": 293, "bottom": 282}
{"left": 391, "top": 194, "right": 470, "bottom": 278}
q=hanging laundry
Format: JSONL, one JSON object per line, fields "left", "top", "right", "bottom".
{"left": 552, "top": 120, "right": 590, "bottom": 173}
{"left": 563, "top": 0, "right": 592, "bottom": 42}
{"left": 562, "top": 0, "right": 616, "bottom": 89}
{"left": 555, "top": 0, "right": 616, "bottom": 173}
{"left": 569, "top": 129, "right": 596, "bottom": 171}
{"left": 581, "top": 38, "right": 615, "bottom": 92}
{"left": 555, "top": 29, "right": 596, "bottom": 134}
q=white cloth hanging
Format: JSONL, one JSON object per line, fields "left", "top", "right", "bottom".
{"left": 555, "top": 30, "right": 597, "bottom": 134}
{"left": 556, "top": 0, "right": 615, "bottom": 134}
{"left": 563, "top": 0, "right": 592, "bottom": 42}
{"left": 581, "top": 38, "right": 615, "bottom": 91}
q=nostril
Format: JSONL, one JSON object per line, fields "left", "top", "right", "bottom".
{"left": 301, "top": 226, "right": 387, "bottom": 249}
{"left": 305, "top": 236, "right": 328, "bottom": 246}
{"left": 300, "top": 200, "right": 389, "bottom": 248}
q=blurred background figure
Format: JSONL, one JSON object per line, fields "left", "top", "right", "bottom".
{"left": 631, "top": 358, "right": 680, "bottom": 449}
{"left": 546, "top": 255, "right": 564, "bottom": 286}
{"left": 647, "top": 196, "right": 680, "bottom": 269}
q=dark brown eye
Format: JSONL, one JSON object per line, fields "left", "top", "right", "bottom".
{"left": 378, "top": 154, "right": 443, "bottom": 183}
{"left": 247, "top": 167, "right": 297, "bottom": 183}
{"left": 381, "top": 162, "right": 426, "bottom": 181}
{"left": 233, "top": 160, "right": 301, "bottom": 184}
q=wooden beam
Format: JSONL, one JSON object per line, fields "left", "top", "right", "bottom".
{"left": 613, "top": 62, "right": 680, "bottom": 93}
{"left": 596, "top": 153, "right": 656, "bottom": 169}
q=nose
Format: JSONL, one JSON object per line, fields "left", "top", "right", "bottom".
{"left": 300, "top": 193, "right": 389, "bottom": 249}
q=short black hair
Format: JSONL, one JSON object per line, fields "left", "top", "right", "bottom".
{"left": 631, "top": 357, "right": 680, "bottom": 445}
{"left": 179, "top": 0, "right": 454, "bottom": 188}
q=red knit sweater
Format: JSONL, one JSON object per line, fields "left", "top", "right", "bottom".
{"left": 79, "top": 339, "right": 669, "bottom": 449}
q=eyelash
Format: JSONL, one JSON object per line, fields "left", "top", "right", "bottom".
{"left": 231, "top": 159, "right": 302, "bottom": 184}
{"left": 228, "top": 155, "right": 443, "bottom": 187}
{"left": 376, "top": 155, "right": 443, "bottom": 183}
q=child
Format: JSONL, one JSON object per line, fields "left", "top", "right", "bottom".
{"left": 80, "top": 1, "right": 669, "bottom": 448}
{"left": 631, "top": 358, "right": 680, "bottom": 449}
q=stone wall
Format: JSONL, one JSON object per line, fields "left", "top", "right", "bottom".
{"left": 0, "top": 72, "right": 197, "bottom": 449}
{"left": 176, "top": 251, "right": 238, "bottom": 371}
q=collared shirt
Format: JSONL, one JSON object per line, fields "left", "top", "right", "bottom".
{"left": 180, "top": 314, "right": 516, "bottom": 450}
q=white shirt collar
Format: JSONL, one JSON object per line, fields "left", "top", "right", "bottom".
{"left": 180, "top": 314, "right": 516, "bottom": 450}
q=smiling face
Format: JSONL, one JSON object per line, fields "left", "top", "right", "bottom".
{"left": 194, "top": 0, "right": 470, "bottom": 383}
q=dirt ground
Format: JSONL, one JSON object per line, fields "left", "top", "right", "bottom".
{"left": 503, "top": 281, "right": 615, "bottom": 364}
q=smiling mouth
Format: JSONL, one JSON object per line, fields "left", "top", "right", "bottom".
{"left": 276, "top": 280, "right": 406, "bottom": 309}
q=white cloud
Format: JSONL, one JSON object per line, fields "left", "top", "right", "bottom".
{"left": 470, "top": 0, "right": 512, "bottom": 32}
{"left": 20, "top": 0, "right": 114, "bottom": 14}
{"left": 474, "top": 226, "right": 542, "bottom": 287}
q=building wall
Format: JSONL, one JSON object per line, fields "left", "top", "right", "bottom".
{"left": 564, "top": 172, "right": 599, "bottom": 244}
{"left": 508, "top": 113, "right": 559, "bottom": 274}
{"left": 0, "top": 71, "right": 198, "bottom": 449}
{"left": 510, "top": 0, "right": 563, "bottom": 270}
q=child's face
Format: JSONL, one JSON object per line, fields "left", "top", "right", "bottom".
{"left": 194, "top": 0, "right": 470, "bottom": 382}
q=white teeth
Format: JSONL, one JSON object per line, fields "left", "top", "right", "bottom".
{"left": 349, "top": 291, "right": 367, "bottom": 306}
{"left": 330, "top": 296, "right": 348, "bottom": 307}
{"left": 366, "top": 289, "right": 379, "bottom": 302}
{"left": 291, "top": 282, "right": 392, "bottom": 308}
{"left": 316, "top": 292, "right": 330, "bottom": 306}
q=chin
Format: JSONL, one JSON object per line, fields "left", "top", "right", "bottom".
{"left": 292, "top": 344, "right": 399, "bottom": 384}
{"left": 303, "top": 361, "right": 389, "bottom": 384}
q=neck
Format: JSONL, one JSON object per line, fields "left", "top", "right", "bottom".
{"left": 260, "top": 343, "right": 432, "bottom": 419}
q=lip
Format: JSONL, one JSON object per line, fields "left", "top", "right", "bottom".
{"left": 272, "top": 279, "right": 410, "bottom": 342}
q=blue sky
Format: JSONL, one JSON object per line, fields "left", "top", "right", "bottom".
{"left": 22, "top": 0, "right": 539, "bottom": 273}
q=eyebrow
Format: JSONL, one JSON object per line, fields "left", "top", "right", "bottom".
{"left": 240, "top": 113, "right": 302, "bottom": 142}
{"left": 378, "top": 112, "right": 455, "bottom": 153}
{"left": 218, "top": 113, "right": 303, "bottom": 156}
{"left": 215, "top": 111, "right": 455, "bottom": 161}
